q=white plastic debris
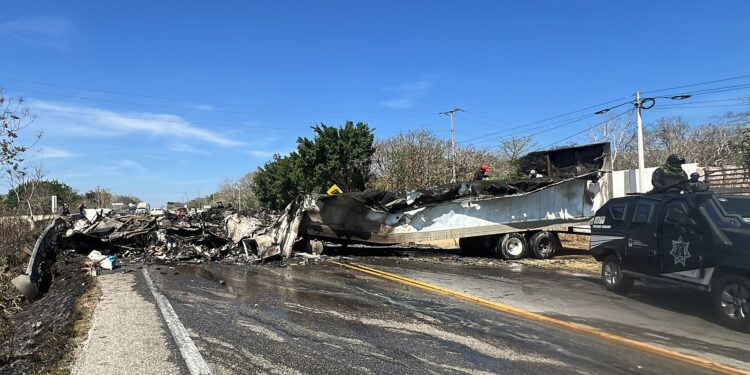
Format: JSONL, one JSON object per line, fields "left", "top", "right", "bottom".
{"left": 87, "top": 250, "right": 117, "bottom": 270}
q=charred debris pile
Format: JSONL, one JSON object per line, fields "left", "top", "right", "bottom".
{"left": 58, "top": 206, "right": 280, "bottom": 264}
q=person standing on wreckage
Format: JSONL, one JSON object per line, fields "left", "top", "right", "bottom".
{"left": 78, "top": 203, "right": 86, "bottom": 220}
{"left": 474, "top": 164, "right": 490, "bottom": 181}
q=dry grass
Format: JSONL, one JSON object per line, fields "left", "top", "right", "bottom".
{"left": 516, "top": 234, "right": 600, "bottom": 276}
{"left": 0, "top": 218, "right": 37, "bottom": 364}
{"left": 34, "top": 277, "right": 100, "bottom": 375}
{"left": 558, "top": 233, "right": 590, "bottom": 250}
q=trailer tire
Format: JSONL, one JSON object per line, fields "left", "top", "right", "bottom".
{"left": 529, "top": 231, "right": 559, "bottom": 259}
{"left": 496, "top": 233, "right": 528, "bottom": 259}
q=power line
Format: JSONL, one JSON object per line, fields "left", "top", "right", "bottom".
{"left": 653, "top": 103, "right": 750, "bottom": 110}
{"left": 650, "top": 96, "right": 749, "bottom": 105}
{"left": 8, "top": 86, "right": 432, "bottom": 120}
{"left": 459, "top": 112, "right": 598, "bottom": 149}
{"left": 641, "top": 74, "right": 750, "bottom": 95}
{"left": 453, "top": 94, "right": 633, "bottom": 146}
{"left": 544, "top": 109, "right": 633, "bottom": 148}
{"left": 459, "top": 111, "right": 514, "bottom": 127}
{"left": 32, "top": 108, "right": 311, "bottom": 131}
{"left": 0, "top": 75, "right": 434, "bottom": 114}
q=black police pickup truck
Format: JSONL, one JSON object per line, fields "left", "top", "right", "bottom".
{"left": 590, "top": 191, "right": 750, "bottom": 331}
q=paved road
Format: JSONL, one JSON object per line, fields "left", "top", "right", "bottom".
{"left": 355, "top": 255, "right": 750, "bottom": 371}
{"left": 75, "top": 258, "right": 748, "bottom": 374}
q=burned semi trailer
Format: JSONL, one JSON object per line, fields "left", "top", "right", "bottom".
{"left": 252, "top": 143, "right": 612, "bottom": 260}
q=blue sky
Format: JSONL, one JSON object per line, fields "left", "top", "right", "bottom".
{"left": 1, "top": 1, "right": 749, "bottom": 206}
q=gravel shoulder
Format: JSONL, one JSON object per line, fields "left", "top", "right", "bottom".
{"left": 72, "top": 267, "right": 185, "bottom": 375}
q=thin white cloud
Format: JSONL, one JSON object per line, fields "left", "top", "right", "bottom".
{"left": 0, "top": 16, "right": 69, "bottom": 48}
{"left": 380, "top": 77, "right": 438, "bottom": 109}
{"left": 246, "top": 150, "right": 276, "bottom": 158}
{"left": 167, "top": 178, "right": 218, "bottom": 186}
{"left": 196, "top": 104, "right": 213, "bottom": 111}
{"left": 120, "top": 160, "right": 145, "bottom": 172}
{"left": 380, "top": 98, "right": 417, "bottom": 109}
{"left": 169, "top": 143, "right": 210, "bottom": 155}
{"left": 100, "top": 159, "right": 145, "bottom": 175}
{"left": 39, "top": 146, "right": 76, "bottom": 159}
{"left": 30, "top": 100, "right": 245, "bottom": 147}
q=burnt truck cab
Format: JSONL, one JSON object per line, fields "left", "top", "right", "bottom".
{"left": 590, "top": 191, "right": 750, "bottom": 332}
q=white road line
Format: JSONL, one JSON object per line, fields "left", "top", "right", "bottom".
{"left": 142, "top": 268, "right": 213, "bottom": 375}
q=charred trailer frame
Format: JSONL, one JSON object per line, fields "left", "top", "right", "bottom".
{"left": 263, "top": 142, "right": 612, "bottom": 260}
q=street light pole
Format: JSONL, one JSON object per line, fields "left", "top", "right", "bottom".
{"left": 440, "top": 108, "right": 464, "bottom": 183}
{"left": 635, "top": 92, "right": 646, "bottom": 192}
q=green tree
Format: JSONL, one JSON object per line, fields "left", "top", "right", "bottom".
{"left": 254, "top": 153, "right": 300, "bottom": 210}
{"left": 253, "top": 121, "right": 375, "bottom": 210}
{"left": 295, "top": 121, "right": 375, "bottom": 193}
{"left": 3, "top": 179, "right": 80, "bottom": 214}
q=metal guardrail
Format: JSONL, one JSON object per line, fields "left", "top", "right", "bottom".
{"left": 11, "top": 217, "right": 63, "bottom": 300}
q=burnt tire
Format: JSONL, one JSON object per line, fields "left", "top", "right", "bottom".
{"left": 601, "top": 254, "right": 633, "bottom": 294}
{"left": 711, "top": 275, "right": 750, "bottom": 332}
{"left": 528, "top": 231, "right": 559, "bottom": 259}
{"left": 495, "top": 233, "right": 528, "bottom": 259}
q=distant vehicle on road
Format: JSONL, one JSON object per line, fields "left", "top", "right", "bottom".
{"left": 175, "top": 207, "right": 188, "bottom": 216}
{"left": 135, "top": 202, "right": 151, "bottom": 216}
{"left": 590, "top": 191, "right": 750, "bottom": 332}
{"left": 150, "top": 209, "right": 165, "bottom": 216}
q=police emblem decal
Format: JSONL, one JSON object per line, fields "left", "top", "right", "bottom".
{"left": 670, "top": 236, "right": 691, "bottom": 266}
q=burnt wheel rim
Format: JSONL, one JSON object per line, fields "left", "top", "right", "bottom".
{"left": 603, "top": 261, "right": 619, "bottom": 286}
{"left": 537, "top": 238, "right": 552, "bottom": 255}
{"left": 506, "top": 238, "right": 524, "bottom": 256}
{"left": 720, "top": 283, "right": 749, "bottom": 320}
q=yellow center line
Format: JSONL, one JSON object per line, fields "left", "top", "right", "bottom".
{"left": 330, "top": 260, "right": 750, "bottom": 375}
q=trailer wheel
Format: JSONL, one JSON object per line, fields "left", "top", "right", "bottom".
{"left": 711, "top": 274, "right": 750, "bottom": 332}
{"left": 529, "top": 231, "right": 559, "bottom": 259}
{"left": 496, "top": 233, "right": 528, "bottom": 259}
{"left": 306, "top": 239, "right": 324, "bottom": 255}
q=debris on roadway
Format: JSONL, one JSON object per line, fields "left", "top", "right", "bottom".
{"left": 58, "top": 205, "right": 280, "bottom": 264}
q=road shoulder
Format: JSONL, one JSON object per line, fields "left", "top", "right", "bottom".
{"left": 72, "top": 269, "right": 184, "bottom": 375}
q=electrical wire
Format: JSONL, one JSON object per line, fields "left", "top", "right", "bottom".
{"left": 32, "top": 108, "right": 311, "bottom": 131}
{"left": 0, "top": 76, "right": 434, "bottom": 114}
{"left": 653, "top": 103, "right": 750, "bottom": 110}
{"left": 544, "top": 109, "right": 633, "bottom": 148}
{"left": 641, "top": 74, "right": 750, "bottom": 95}
{"left": 459, "top": 112, "right": 599, "bottom": 149}
{"left": 654, "top": 84, "right": 750, "bottom": 100}
{"left": 453, "top": 94, "right": 633, "bottom": 145}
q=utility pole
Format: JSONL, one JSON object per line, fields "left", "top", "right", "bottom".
{"left": 635, "top": 92, "right": 646, "bottom": 192}
{"left": 595, "top": 92, "right": 690, "bottom": 193}
{"left": 440, "top": 108, "right": 464, "bottom": 183}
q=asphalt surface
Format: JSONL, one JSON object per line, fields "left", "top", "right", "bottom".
{"left": 83, "top": 257, "right": 745, "bottom": 375}
{"left": 355, "top": 254, "right": 750, "bottom": 371}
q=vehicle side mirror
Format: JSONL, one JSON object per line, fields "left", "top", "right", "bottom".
{"left": 678, "top": 216, "right": 697, "bottom": 227}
